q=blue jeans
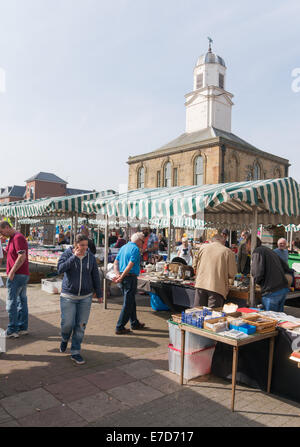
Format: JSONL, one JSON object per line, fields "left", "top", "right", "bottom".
{"left": 60, "top": 295, "right": 92, "bottom": 355}
{"left": 262, "top": 288, "right": 290, "bottom": 312}
{"left": 116, "top": 275, "right": 139, "bottom": 330}
{"left": 6, "top": 274, "right": 29, "bottom": 334}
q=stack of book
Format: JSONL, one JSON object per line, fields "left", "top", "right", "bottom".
{"left": 289, "top": 350, "right": 300, "bottom": 365}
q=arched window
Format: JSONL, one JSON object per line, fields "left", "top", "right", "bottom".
{"left": 274, "top": 167, "right": 281, "bottom": 178}
{"left": 253, "top": 162, "right": 261, "bottom": 180}
{"left": 164, "top": 162, "right": 171, "bottom": 187}
{"left": 194, "top": 156, "right": 204, "bottom": 185}
{"left": 137, "top": 167, "right": 144, "bottom": 189}
{"left": 228, "top": 155, "right": 238, "bottom": 182}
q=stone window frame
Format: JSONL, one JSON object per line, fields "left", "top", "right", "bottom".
{"left": 253, "top": 158, "right": 263, "bottom": 181}
{"left": 227, "top": 150, "right": 240, "bottom": 182}
{"left": 156, "top": 170, "right": 161, "bottom": 187}
{"left": 136, "top": 164, "right": 146, "bottom": 189}
{"left": 273, "top": 166, "right": 282, "bottom": 179}
{"left": 162, "top": 158, "right": 173, "bottom": 188}
{"left": 191, "top": 152, "right": 206, "bottom": 186}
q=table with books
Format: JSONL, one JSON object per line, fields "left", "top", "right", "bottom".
{"left": 175, "top": 307, "right": 278, "bottom": 412}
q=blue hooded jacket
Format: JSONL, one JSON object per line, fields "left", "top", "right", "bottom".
{"left": 57, "top": 247, "right": 102, "bottom": 298}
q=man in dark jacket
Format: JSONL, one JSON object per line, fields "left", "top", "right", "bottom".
{"left": 246, "top": 235, "right": 292, "bottom": 312}
{"left": 57, "top": 234, "right": 102, "bottom": 364}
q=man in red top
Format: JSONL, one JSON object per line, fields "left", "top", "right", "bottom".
{"left": 0, "top": 221, "right": 29, "bottom": 338}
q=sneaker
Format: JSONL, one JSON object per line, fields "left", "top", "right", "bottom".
{"left": 71, "top": 354, "right": 85, "bottom": 365}
{"left": 60, "top": 341, "right": 68, "bottom": 353}
{"left": 115, "top": 328, "right": 132, "bottom": 335}
{"left": 5, "top": 331, "right": 19, "bottom": 339}
{"left": 131, "top": 322, "right": 146, "bottom": 330}
{"left": 18, "top": 330, "right": 29, "bottom": 336}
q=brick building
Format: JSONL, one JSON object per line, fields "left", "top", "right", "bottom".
{"left": 0, "top": 172, "right": 92, "bottom": 203}
{"left": 128, "top": 42, "right": 289, "bottom": 190}
{"left": 0, "top": 186, "right": 26, "bottom": 204}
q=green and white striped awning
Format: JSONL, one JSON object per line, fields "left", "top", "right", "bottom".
{"left": 83, "top": 178, "right": 300, "bottom": 228}
{"left": 0, "top": 190, "right": 115, "bottom": 218}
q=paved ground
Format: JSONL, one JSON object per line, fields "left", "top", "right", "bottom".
{"left": 0, "top": 278, "right": 300, "bottom": 427}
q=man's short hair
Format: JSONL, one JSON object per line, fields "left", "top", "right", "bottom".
{"left": 131, "top": 232, "right": 144, "bottom": 243}
{"left": 75, "top": 234, "right": 88, "bottom": 244}
{"left": 246, "top": 235, "right": 262, "bottom": 247}
{"left": 0, "top": 221, "right": 11, "bottom": 229}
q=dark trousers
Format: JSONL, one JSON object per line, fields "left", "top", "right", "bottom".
{"left": 116, "top": 275, "right": 139, "bottom": 330}
{"left": 194, "top": 288, "right": 224, "bottom": 309}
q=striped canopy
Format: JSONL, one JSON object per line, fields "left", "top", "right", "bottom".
{"left": 0, "top": 190, "right": 115, "bottom": 218}
{"left": 83, "top": 178, "right": 300, "bottom": 228}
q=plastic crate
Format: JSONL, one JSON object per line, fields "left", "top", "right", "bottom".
{"left": 167, "top": 320, "right": 216, "bottom": 352}
{"left": 168, "top": 344, "right": 215, "bottom": 380}
{"left": 229, "top": 323, "right": 256, "bottom": 335}
{"left": 41, "top": 278, "right": 62, "bottom": 294}
{"left": 150, "top": 293, "right": 169, "bottom": 311}
{"left": 0, "top": 328, "right": 6, "bottom": 353}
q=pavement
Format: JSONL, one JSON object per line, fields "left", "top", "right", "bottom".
{"left": 1, "top": 279, "right": 300, "bottom": 428}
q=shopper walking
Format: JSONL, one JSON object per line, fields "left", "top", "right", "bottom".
{"left": 57, "top": 234, "right": 102, "bottom": 365}
{"left": 113, "top": 232, "right": 146, "bottom": 334}
{"left": 0, "top": 221, "right": 29, "bottom": 338}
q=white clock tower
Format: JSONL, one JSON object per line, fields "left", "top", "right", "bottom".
{"left": 185, "top": 38, "right": 234, "bottom": 133}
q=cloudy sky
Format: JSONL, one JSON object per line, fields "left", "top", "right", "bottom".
{"left": 0, "top": 0, "right": 299, "bottom": 192}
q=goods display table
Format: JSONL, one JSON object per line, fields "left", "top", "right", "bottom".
{"left": 179, "top": 323, "right": 277, "bottom": 412}
{"left": 137, "top": 274, "right": 262, "bottom": 309}
{"left": 211, "top": 325, "right": 300, "bottom": 405}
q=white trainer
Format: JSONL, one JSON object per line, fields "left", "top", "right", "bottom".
{"left": 18, "top": 330, "right": 29, "bottom": 336}
{"left": 5, "top": 331, "right": 19, "bottom": 338}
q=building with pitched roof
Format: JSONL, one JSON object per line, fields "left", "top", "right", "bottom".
{"left": 0, "top": 172, "right": 93, "bottom": 203}
{"left": 127, "top": 41, "right": 289, "bottom": 190}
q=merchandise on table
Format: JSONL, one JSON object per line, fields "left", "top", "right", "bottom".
{"left": 28, "top": 247, "right": 63, "bottom": 265}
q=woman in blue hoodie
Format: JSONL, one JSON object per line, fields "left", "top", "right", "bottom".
{"left": 57, "top": 234, "right": 102, "bottom": 364}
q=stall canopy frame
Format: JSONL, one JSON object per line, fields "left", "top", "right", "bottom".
{"left": 83, "top": 177, "right": 300, "bottom": 308}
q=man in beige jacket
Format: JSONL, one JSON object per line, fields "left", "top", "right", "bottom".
{"left": 192, "top": 234, "right": 237, "bottom": 308}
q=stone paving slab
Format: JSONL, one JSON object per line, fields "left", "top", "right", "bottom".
{"left": 1, "top": 284, "right": 300, "bottom": 427}
{"left": 107, "top": 381, "right": 165, "bottom": 408}
{"left": 84, "top": 367, "right": 136, "bottom": 390}
{"left": 18, "top": 404, "right": 86, "bottom": 427}
{"left": 67, "top": 391, "right": 129, "bottom": 423}
{"left": 0, "top": 388, "right": 60, "bottom": 419}
{"left": 44, "top": 377, "right": 100, "bottom": 403}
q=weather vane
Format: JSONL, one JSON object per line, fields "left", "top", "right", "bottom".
{"left": 207, "top": 36, "right": 213, "bottom": 52}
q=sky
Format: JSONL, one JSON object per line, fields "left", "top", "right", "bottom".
{"left": 0, "top": 0, "right": 299, "bottom": 192}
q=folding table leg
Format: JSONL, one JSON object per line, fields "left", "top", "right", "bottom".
{"left": 267, "top": 336, "right": 275, "bottom": 393}
{"left": 180, "top": 329, "right": 185, "bottom": 385}
{"left": 231, "top": 346, "right": 239, "bottom": 412}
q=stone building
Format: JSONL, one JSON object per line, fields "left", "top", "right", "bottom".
{"left": 128, "top": 42, "right": 289, "bottom": 190}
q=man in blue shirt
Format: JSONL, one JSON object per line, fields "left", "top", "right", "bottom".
{"left": 273, "top": 238, "right": 289, "bottom": 265}
{"left": 113, "top": 232, "right": 145, "bottom": 334}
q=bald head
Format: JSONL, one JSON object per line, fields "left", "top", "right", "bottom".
{"left": 211, "top": 234, "right": 226, "bottom": 245}
{"left": 277, "top": 238, "right": 287, "bottom": 250}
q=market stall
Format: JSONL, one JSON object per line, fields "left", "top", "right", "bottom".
{"left": 0, "top": 190, "right": 115, "bottom": 284}
{"left": 84, "top": 177, "right": 300, "bottom": 309}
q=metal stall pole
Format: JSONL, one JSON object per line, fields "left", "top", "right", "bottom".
{"left": 290, "top": 226, "right": 294, "bottom": 251}
{"left": 167, "top": 217, "right": 172, "bottom": 262}
{"left": 53, "top": 218, "right": 57, "bottom": 245}
{"left": 103, "top": 214, "right": 109, "bottom": 310}
{"left": 97, "top": 225, "right": 100, "bottom": 247}
{"left": 74, "top": 213, "right": 78, "bottom": 238}
{"left": 249, "top": 207, "right": 258, "bottom": 307}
